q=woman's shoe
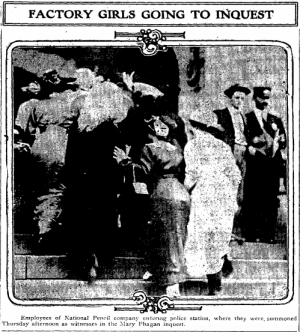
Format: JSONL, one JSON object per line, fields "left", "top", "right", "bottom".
{"left": 86, "top": 253, "right": 98, "bottom": 283}
{"left": 87, "top": 266, "right": 97, "bottom": 284}
{"left": 207, "top": 271, "right": 222, "bottom": 296}
{"left": 166, "top": 283, "right": 180, "bottom": 298}
{"left": 222, "top": 255, "right": 234, "bottom": 278}
{"left": 208, "top": 285, "right": 223, "bottom": 296}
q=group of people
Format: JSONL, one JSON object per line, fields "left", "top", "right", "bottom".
{"left": 212, "top": 84, "right": 286, "bottom": 243}
{"left": 14, "top": 67, "right": 286, "bottom": 297}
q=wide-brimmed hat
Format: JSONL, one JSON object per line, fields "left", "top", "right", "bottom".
{"left": 224, "top": 84, "right": 251, "bottom": 98}
{"left": 43, "top": 69, "right": 78, "bottom": 84}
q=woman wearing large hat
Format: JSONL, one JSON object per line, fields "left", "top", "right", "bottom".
{"left": 114, "top": 78, "right": 190, "bottom": 297}
{"left": 183, "top": 111, "right": 241, "bottom": 295}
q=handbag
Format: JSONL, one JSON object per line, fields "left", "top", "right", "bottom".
{"left": 132, "top": 165, "right": 149, "bottom": 195}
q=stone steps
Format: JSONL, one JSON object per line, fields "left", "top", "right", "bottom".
{"left": 14, "top": 255, "right": 288, "bottom": 280}
{"left": 14, "top": 234, "right": 287, "bottom": 259}
{"left": 14, "top": 278, "right": 288, "bottom": 300}
{"left": 12, "top": 235, "right": 289, "bottom": 300}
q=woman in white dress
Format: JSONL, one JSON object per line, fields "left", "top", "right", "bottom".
{"left": 184, "top": 117, "right": 241, "bottom": 295}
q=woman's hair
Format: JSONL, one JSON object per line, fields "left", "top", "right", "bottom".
{"left": 132, "top": 93, "right": 158, "bottom": 120}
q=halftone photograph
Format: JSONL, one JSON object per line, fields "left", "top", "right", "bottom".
{"left": 10, "top": 42, "right": 290, "bottom": 302}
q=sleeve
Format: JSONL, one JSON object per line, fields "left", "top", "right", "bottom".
{"left": 15, "top": 100, "right": 39, "bottom": 145}
{"left": 184, "top": 141, "right": 199, "bottom": 191}
{"left": 213, "top": 110, "right": 220, "bottom": 123}
{"left": 142, "top": 144, "right": 156, "bottom": 172}
{"left": 222, "top": 145, "right": 242, "bottom": 191}
{"left": 120, "top": 144, "right": 155, "bottom": 176}
{"left": 211, "top": 110, "right": 226, "bottom": 141}
{"left": 15, "top": 100, "right": 35, "bottom": 132}
{"left": 277, "top": 117, "right": 287, "bottom": 150}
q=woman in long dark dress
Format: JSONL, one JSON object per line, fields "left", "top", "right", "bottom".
{"left": 61, "top": 80, "right": 133, "bottom": 281}
{"left": 114, "top": 105, "right": 190, "bottom": 297}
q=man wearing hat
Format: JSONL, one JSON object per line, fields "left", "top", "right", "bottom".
{"left": 213, "top": 84, "right": 251, "bottom": 237}
{"left": 243, "top": 87, "right": 286, "bottom": 242}
{"left": 213, "top": 84, "right": 251, "bottom": 152}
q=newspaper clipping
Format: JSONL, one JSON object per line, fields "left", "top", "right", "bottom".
{"left": 1, "top": 1, "right": 299, "bottom": 331}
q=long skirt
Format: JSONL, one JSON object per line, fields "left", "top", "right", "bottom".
{"left": 147, "top": 178, "right": 190, "bottom": 286}
{"left": 184, "top": 181, "right": 237, "bottom": 277}
{"left": 242, "top": 154, "right": 281, "bottom": 241}
{"left": 31, "top": 125, "right": 68, "bottom": 236}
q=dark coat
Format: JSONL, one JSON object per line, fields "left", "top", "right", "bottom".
{"left": 61, "top": 120, "right": 125, "bottom": 260}
{"left": 213, "top": 107, "right": 247, "bottom": 151}
{"left": 244, "top": 110, "right": 286, "bottom": 192}
{"left": 242, "top": 110, "right": 286, "bottom": 240}
{"left": 245, "top": 111, "right": 286, "bottom": 153}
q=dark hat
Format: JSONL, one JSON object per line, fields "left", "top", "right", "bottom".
{"left": 253, "top": 87, "right": 271, "bottom": 99}
{"left": 43, "top": 69, "right": 77, "bottom": 85}
{"left": 224, "top": 84, "right": 251, "bottom": 98}
{"left": 43, "top": 69, "right": 59, "bottom": 79}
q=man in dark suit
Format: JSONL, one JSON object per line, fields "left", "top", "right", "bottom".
{"left": 213, "top": 84, "right": 251, "bottom": 237}
{"left": 213, "top": 84, "right": 250, "bottom": 153}
{"left": 243, "top": 87, "right": 286, "bottom": 242}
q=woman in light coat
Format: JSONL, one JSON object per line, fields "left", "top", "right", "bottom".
{"left": 184, "top": 117, "right": 241, "bottom": 295}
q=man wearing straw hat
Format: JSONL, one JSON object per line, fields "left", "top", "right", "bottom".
{"left": 213, "top": 84, "right": 251, "bottom": 238}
